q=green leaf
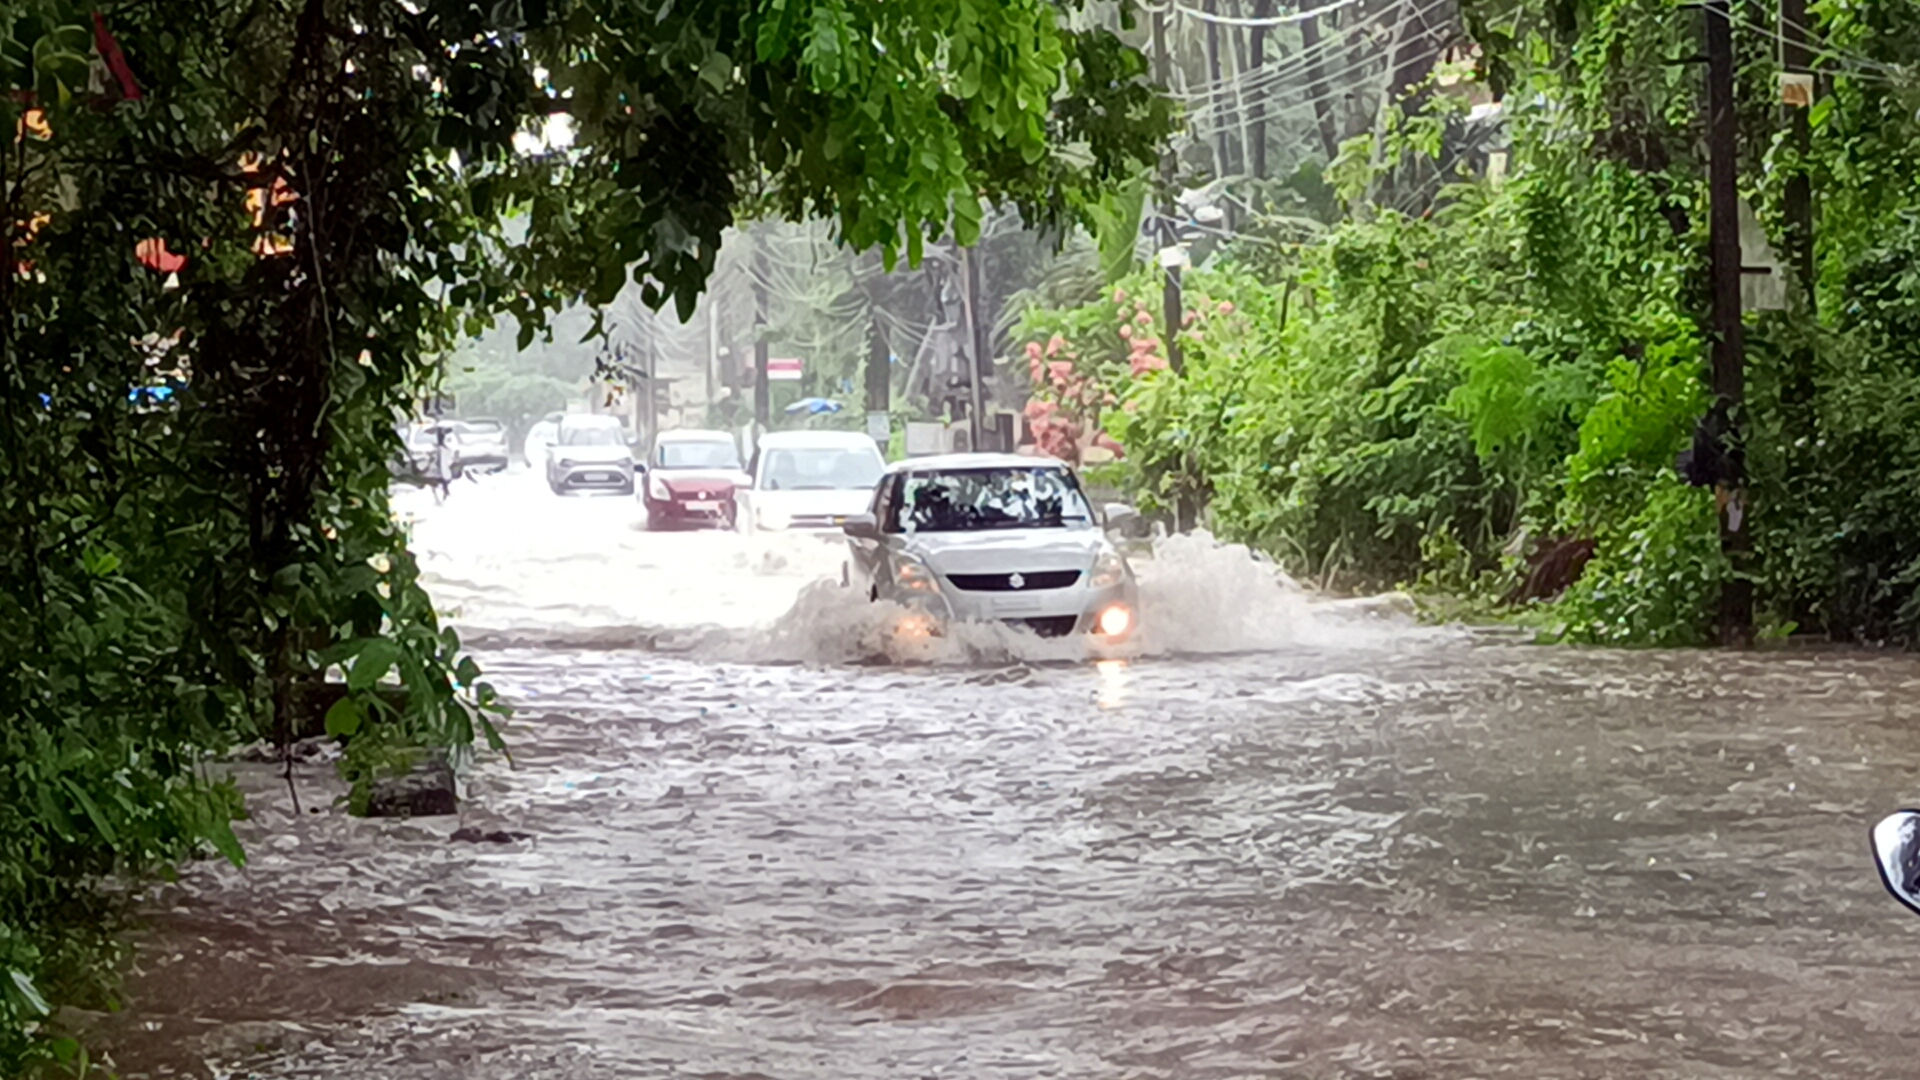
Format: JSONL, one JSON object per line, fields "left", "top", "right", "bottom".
{"left": 203, "top": 807, "right": 247, "bottom": 867}
{"left": 324, "top": 696, "right": 365, "bottom": 738}
{"left": 61, "top": 778, "right": 117, "bottom": 846}
{"left": 8, "top": 970, "right": 49, "bottom": 1017}
{"left": 348, "top": 639, "right": 401, "bottom": 691}
{"left": 698, "top": 51, "right": 732, "bottom": 94}
{"left": 1807, "top": 95, "right": 1833, "bottom": 131}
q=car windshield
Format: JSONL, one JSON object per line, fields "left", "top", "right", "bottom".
{"left": 761, "top": 447, "right": 883, "bottom": 491}
{"left": 658, "top": 441, "right": 741, "bottom": 469}
{"left": 561, "top": 425, "right": 625, "bottom": 447}
{"left": 462, "top": 420, "right": 503, "bottom": 435}
{"left": 890, "top": 466, "right": 1092, "bottom": 532}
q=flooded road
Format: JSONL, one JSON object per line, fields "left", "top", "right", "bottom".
{"left": 101, "top": 471, "right": 1920, "bottom": 1078}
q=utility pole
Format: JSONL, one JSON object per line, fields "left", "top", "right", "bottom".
{"left": 1151, "top": 4, "right": 1185, "bottom": 376}
{"left": 752, "top": 234, "right": 770, "bottom": 437}
{"left": 958, "top": 243, "right": 987, "bottom": 452}
{"left": 1780, "top": 0, "right": 1816, "bottom": 424}
{"left": 1705, "top": 0, "right": 1754, "bottom": 646}
{"left": 1205, "top": 0, "right": 1230, "bottom": 181}
{"left": 704, "top": 290, "right": 717, "bottom": 413}
{"left": 1249, "top": 0, "right": 1273, "bottom": 180}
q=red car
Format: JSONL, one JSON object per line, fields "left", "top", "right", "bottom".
{"left": 642, "top": 429, "right": 750, "bottom": 530}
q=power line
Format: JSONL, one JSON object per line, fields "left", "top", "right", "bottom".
{"left": 1172, "top": 0, "right": 1409, "bottom": 105}
{"left": 1172, "top": 0, "right": 1365, "bottom": 28}
{"left": 1187, "top": 0, "right": 1456, "bottom": 129}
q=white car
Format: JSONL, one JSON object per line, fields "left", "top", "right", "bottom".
{"left": 740, "top": 430, "right": 887, "bottom": 532}
{"left": 451, "top": 417, "right": 509, "bottom": 474}
{"left": 546, "top": 414, "right": 636, "bottom": 495}
{"left": 842, "top": 453, "right": 1140, "bottom": 640}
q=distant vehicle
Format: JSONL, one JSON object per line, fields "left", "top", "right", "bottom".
{"left": 546, "top": 414, "right": 635, "bottom": 495}
{"left": 841, "top": 453, "right": 1140, "bottom": 640}
{"left": 642, "top": 429, "right": 749, "bottom": 530}
{"left": 451, "top": 417, "right": 509, "bottom": 474}
{"left": 522, "top": 411, "right": 563, "bottom": 466}
{"left": 404, "top": 420, "right": 459, "bottom": 475}
{"left": 740, "top": 430, "right": 887, "bottom": 532}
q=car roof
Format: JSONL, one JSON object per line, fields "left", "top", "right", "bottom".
{"left": 559, "top": 413, "right": 622, "bottom": 427}
{"left": 654, "top": 428, "right": 735, "bottom": 443}
{"left": 757, "top": 430, "right": 882, "bottom": 450}
{"left": 884, "top": 452, "right": 1069, "bottom": 474}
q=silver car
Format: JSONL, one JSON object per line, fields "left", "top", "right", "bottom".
{"left": 545, "top": 414, "right": 635, "bottom": 495}
{"left": 842, "top": 453, "right": 1139, "bottom": 640}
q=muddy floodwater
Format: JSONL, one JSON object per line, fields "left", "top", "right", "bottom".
{"left": 98, "top": 471, "right": 1920, "bottom": 1078}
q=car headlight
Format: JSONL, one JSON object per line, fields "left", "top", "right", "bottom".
{"left": 1090, "top": 550, "right": 1129, "bottom": 588}
{"left": 893, "top": 559, "right": 940, "bottom": 593}
{"left": 648, "top": 475, "right": 670, "bottom": 500}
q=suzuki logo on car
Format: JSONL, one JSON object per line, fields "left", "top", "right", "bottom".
{"left": 1008, "top": 573, "right": 1025, "bottom": 590}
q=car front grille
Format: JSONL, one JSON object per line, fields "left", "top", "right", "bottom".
{"left": 562, "top": 469, "right": 630, "bottom": 487}
{"left": 1012, "top": 615, "right": 1080, "bottom": 638}
{"left": 947, "top": 570, "right": 1083, "bottom": 592}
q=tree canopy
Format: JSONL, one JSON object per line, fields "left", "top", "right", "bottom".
{"left": 0, "top": 0, "right": 1173, "bottom": 1066}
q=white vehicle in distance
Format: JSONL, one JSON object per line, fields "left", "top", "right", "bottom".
{"left": 740, "top": 430, "right": 887, "bottom": 532}
{"left": 522, "top": 411, "right": 563, "bottom": 466}
{"left": 841, "top": 453, "right": 1140, "bottom": 641}
{"left": 451, "top": 417, "right": 509, "bottom": 474}
{"left": 545, "top": 414, "right": 635, "bottom": 495}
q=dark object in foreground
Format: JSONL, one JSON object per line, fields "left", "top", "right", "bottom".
{"left": 1873, "top": 810, "right": 1920, "bottom": 916}
{"left": 1508, "top": 536, "right": 1597, "bottom": 604}
{"left": 1676, "top": 399, "right": 1741, "bottom": 488}
{"left": 451, "top": 827, "right": 532, "bottom": 844}
{"left": 364, "top": 758, "right": 457, "bottom": 818}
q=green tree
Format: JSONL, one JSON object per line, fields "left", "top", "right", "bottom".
{"left": 0, "top": 0, "right": 1173, "bottom": 1066}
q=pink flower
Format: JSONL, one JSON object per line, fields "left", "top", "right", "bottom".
{"left": 1046, "top": 334, "right": 1067, "bottom": 357}
{"left": 1182, "top": 310, "right": 1197, "bottom": 328}
{"left": 1113, "top": 287, "right": 1128, "bottom": 304}
{"left": 1048, "top": 360, "right": 1075, "bottom": 386}
{"left": 1217, "top": 300, "right": 1235, "bottom": 315}
{"left": 1135, "top": 310, "right": 1153, "bottom": 327}
{"left": 1025, "top": 341, "right": 1043, "bottom": 361}
{"left": 1118, "top": 325, "right": 1133, "bottom": 340}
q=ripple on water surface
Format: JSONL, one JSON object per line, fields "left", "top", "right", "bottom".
{"left": 93, "top": 473, "right": 1920, "bottom": 1078}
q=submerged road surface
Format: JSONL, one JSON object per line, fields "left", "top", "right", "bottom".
{"left": 99, "top": 471, "right": 1920, "bottom": 1078}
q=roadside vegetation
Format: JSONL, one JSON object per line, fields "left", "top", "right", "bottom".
{"left": 1013, "top": 0, "right": 1920, "bottom": 648}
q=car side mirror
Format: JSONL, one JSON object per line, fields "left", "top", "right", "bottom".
{"left": 634, "top": 463, "right": 647, "bottom": 475}
{"left": 1873, "top": 810, "right": 1920, "bottom": 916}
{"left": 842, "top": 513, "right": 881, "bottom": 541}
{"left": 1104, "top": 503, "right": 1139, "bottom": 529}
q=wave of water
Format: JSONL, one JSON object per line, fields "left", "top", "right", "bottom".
{"left": 403, "top": 472, "right": 1430, "bottom": 665}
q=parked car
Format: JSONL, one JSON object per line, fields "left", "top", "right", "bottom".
{"left": 841, "top": 453, "right": 1140, "bottom": 640}
{"left": 404, "top": 420, "right": 460, "bottom": 475}
{"left": 642, "top": 429, "right": 749, "bottom": 530}
{"left": 739, "top": 430, "right": 887, "bottom": 532}
{"left": 522, "top": 411, "right": 563, "bottom": 466}
{"left": 545, "top": 414, "right": 635, "bottom": 495}
{"left": 451, "top": 417, "right": 509, "bottom": 474}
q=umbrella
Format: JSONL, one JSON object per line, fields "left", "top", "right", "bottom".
{"left": 785, "top": 397, "right": 843, "bottom": 416}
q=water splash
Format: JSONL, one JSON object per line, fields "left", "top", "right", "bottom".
{"left": 402, "top": 472, "right": 1428, "bottom": 664}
